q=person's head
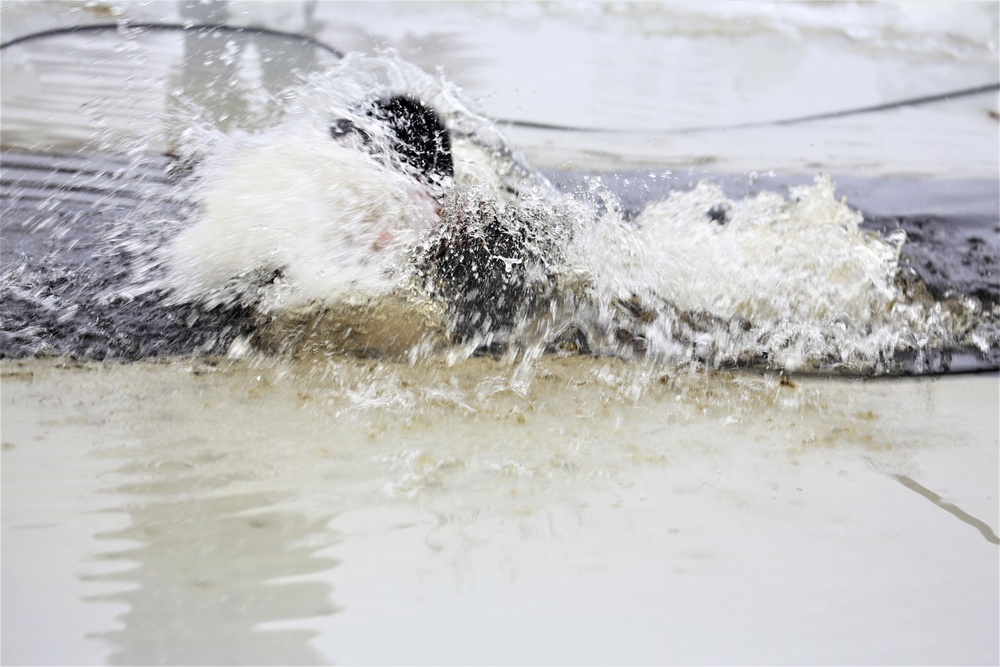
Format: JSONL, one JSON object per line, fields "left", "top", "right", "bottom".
{"left": 331, "top": 95, "right": 454, "bottom": 184}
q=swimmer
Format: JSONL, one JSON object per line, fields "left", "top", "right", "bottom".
{"left": 331, "top": 95, "right": 453, "bottom": 214}
{"left": 334, "top": 95, "right": 559, "bottom": 340}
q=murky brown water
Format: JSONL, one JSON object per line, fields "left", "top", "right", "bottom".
{"left": 2, "top": 357, "right": 998, "bottom": 664}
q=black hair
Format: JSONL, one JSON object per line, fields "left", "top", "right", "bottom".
{"left": 370, "top": 95, "right": 454, "bottom": 182}
{"left": 331, "top": 95, "right": 454, "bottom": 182}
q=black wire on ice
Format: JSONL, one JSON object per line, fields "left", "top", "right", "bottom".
{"left": 0, "top": 21, "right": 345, "bottom": 58}
{"left": 496, "top": 82, "right": 1000, "bottom": 134}
{"left": 2, "top": 21, "right": 997, "bottom": 136}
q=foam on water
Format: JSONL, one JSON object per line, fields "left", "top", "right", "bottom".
{"left": 557, "top": 176, "right": 993, "bottom": 371}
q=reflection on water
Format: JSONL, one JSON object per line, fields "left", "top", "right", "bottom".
{"left": 2, "top": 358, "right": 997, "bottom": 664}
{"left": 1, "top": 361, "right": 343, "bottom": 666}
{"left": 90, "top": 487, "right": 337, "bottom": 666}
{"left": 892, "top": 474, "right": 1000, "bottom": 545}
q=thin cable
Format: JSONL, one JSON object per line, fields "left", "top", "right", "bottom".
{"left": 0, "top": 21, "right": 344, "bottom": 58}
{"left": 495, "top": 82, "right": 1000, "bottom": 135}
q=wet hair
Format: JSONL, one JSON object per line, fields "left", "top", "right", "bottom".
{"left": 331, "top": 95, "right": 454, "bottom": 182}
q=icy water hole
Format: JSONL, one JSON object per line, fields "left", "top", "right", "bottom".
{"left": 2, "top": 4, "right": 999, "bottom": 665}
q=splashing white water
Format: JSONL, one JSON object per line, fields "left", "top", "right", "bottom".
{"left": 158, "top": 52, "right": 996, "bottom": 374}
{"left": 168, "top": 127, "right": 438, "bottom": 310}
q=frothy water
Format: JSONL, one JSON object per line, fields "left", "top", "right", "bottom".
{"left": 2, "top": 51, "right": 998, "bottom": 378}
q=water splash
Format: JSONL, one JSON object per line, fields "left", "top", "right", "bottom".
{"left": 2, "top": 52, "right": 997, "bottom": 378}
